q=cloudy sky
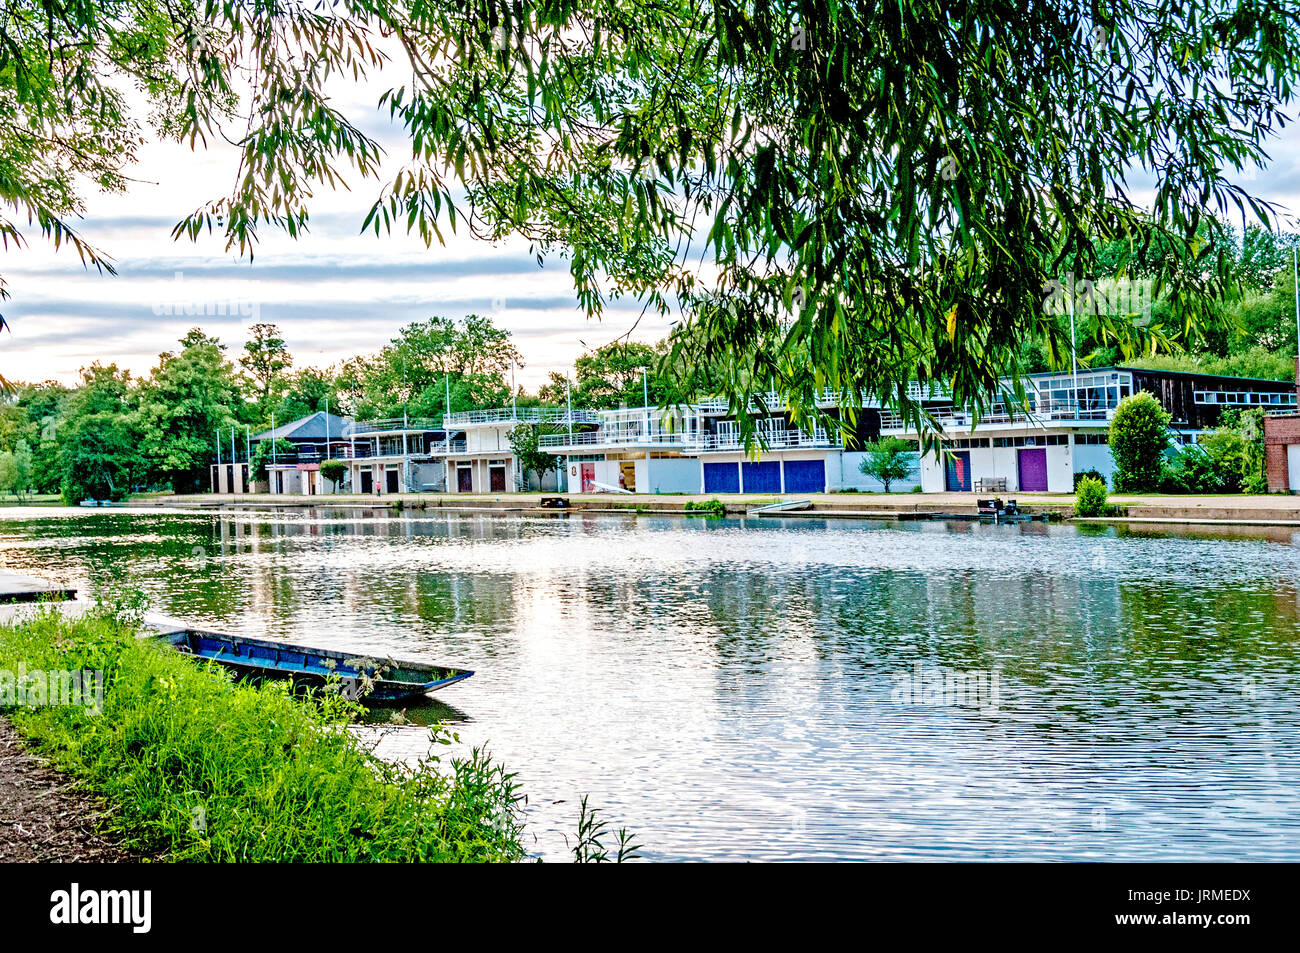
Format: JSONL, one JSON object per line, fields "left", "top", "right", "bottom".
{"left": 4, "top": 66, "right": 1300, "bottom": 392}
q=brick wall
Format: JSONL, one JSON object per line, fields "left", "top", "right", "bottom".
{"left": 1264, "top": 414, "right": 1300, "bottom": 492}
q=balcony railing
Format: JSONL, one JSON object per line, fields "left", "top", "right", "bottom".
{"left": 877, "top": 398, "right": 1115, "bottom": 432}
{"left": 692, "top": 384, "right": 948, "bottom": 414}
{"left": 442, "top": 407, "right": 602, "bottom": 426}
{"left": 351, "top": 417, "right": 443, "bottom": 435}
{"left": 538, "top": 430, "right": 688, "bottom": 449}
{"left": 689, "top": 429, "right": 842, "bottom": 452}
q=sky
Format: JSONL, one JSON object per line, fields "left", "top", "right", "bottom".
{"left": 1, "top": 62, "right": 679, "bottom": 393}
{"left": 4, "top": 62, "right": 1300, "bottom": 393}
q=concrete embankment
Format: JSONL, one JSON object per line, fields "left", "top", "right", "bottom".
{"left": 134, "top": 491, "right": 1300, "bottom": 526}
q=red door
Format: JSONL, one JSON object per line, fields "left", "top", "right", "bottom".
{"left": 1018, "top": 448, "right": 1048, "bottom": 491}
{"left": 581, "top": 463, "right": 595, "bottom": 492}
{"left": 490, "top": 467, "right": 506, "bottom": 492}
{"left": 457, "top": 467, "right": 473, "bottom": 492}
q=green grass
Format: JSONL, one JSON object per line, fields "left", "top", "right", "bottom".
{"left": 0, "top": 608, "right": 526, "bottom": 862}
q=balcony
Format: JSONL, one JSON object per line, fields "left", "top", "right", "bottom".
{"left": 538, "top": 430, "right": 688, "bottom": 450}
{"left": 351, "top": 417, "right": 442, "bottom": 435}
{"left": 688, "top": 428, "right": 842, "bottom": 452}
{"left": 692, "top": 384, "right": 947, "bottom": 415}
{"left": 442, "top": 407, "right": 603, "bottom": 426}
{"left": 877, "top": 398, "right": 1115, "bottom": 433}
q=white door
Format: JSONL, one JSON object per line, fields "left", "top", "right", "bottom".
{"left": 1288, "top": 445, "right": 1300, "bottom": 491}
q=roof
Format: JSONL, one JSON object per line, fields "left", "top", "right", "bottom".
{"left": 254, "top": 411, "right": 353, "bottom": 442}
{"left": 1031, "top": 366, "right": 1295, "bottom": 388}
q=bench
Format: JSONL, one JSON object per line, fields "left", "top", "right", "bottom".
{"left": 539, "top": 496, "right": 570, "bottom": 509}
{"left": 974, "top": 477, "right": 1008, "bottom": 493}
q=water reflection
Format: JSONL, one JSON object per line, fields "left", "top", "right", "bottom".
{"left": 1, "top": 506, "right": 1299, "bottom": 860}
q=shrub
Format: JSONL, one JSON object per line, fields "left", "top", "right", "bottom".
{"left": 1074, "top": 476, "right": 1109, "bottom": 517}
{"left": 684, "top": 498, "right": 726, "bottom": 518}
{"left": 1109, "top": 392, "right": 1170, "bottom": 491}
{"left": 857, "top": 437, "right": 918, "bottom": 492}
{"left": 1160, "top": 446, "right": 1223, "bottom": 494}
{"left": 1072, "top": 468, "right": 1106, "bottom": 490}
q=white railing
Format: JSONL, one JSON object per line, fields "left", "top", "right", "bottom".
{"left": 877, "top": 398, "right": 1114, "bottom": 432}
{"left": 688, "top": 429, "right": 841, "bottom": 452}
{"left": 351, "top": 417, "right": 442, "bottom": 434}
{"left": 442, "top": 407, "right": 602, "bottom": 426}
{"left": 538, "top": 430, "right": 688, "bottom": 449}
{"left": 692, "top": 384, "right": 948, "bottom": 414}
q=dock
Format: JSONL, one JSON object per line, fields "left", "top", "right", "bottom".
{"left": 0, "top": 570, "right": 77, "bottom": 604}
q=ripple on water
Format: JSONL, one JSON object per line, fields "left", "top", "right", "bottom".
{"left": 3, "top": 508, "right": 1300, "bottom": 860}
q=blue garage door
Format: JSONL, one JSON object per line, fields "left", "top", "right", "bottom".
{"left": 703, "top": 462, "right": 740, "bottom": 494}
{"left": 783, "top": 459, "right": 825, "bottom": 493}
{"left": 741, "top": 461, "right": 781, "bottom": 493}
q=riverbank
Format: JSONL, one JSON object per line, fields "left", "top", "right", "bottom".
{"left": 0, "top": 718, "right": 135, "bottom": 862}
{"left": 136, "top": 489, "right": 1300, "bottom": 526}
{"left": 0, "top": 609, "right": 527, "bottom": 862}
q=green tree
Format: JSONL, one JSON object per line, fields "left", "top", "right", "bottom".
{"left": 277, "top": 367, "right": 341, "bottom": 422}
{"left": 10, "top": 439, "right": 32, "bottom": 500}
{"left": 240, "top": 324, "right": 292, "bottom": 419}
{"left": 8, "top": 2, "right": 1300, "bottom": 440}
{"left": 340, "top": 315, "right": 521, "bottom": 420}
{"left": 0, "top": 439, "right": 34, "bottom": 500}
{"left": 15, "top": 382, "right": 69, "bottom": 493}
{"left": 319, "top": 459, "right": 349, "bottom": 489}
{"left": 136, "top": 329, "right": 243, "bottom": 493}
{"left": 57, "top": 364, "right": 141, "bottom": 503}
{"left": 508, "top": 425, "right": 559, "bottom": 485}
{"left": 540, "top": 341, "right": 667, "bottom": 408}
{"left": 0, "top": 451, "right": 14, "bottom": 499}
{"left": 1109, "top": 392, "right": 1171, "bottom": 492}
{"left": 857, "top": 438, "right": 918, "bottom": 493}
{"left": 250, "top": 439, "right": 298, "bottom": 480}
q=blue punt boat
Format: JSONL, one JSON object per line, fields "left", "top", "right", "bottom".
{"left": 158, "top": 629, "right": 474, "bottom": 704}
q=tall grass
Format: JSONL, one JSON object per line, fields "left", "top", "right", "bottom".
{"left": 0, "top": 610, "right": 526, "bottom": 862}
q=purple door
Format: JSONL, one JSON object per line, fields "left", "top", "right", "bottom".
{"left": 1018, "top": 448, "right": 1048, "bottom": 492}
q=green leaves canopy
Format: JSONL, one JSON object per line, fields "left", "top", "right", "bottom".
{"left": 9, "top": 1, "right": 1300, "bottom": 443}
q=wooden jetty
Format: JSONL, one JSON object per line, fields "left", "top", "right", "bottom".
{"left": 0, "top": 569, "right": 78, "bottom": 604}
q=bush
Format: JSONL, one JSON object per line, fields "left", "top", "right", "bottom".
{"left": 1073, "top": 469, "right": 1106, "bottom": 490}
{"left": 684, "top": 498, "right": 726, "bottom": 518}
{"left": 1160, "top": 446, "right": 1222, "bottom": 493}
{"left": 1157, "top": 410, "right": 1267, "bottom": 495}
{"left": 1074, "top": 476, "right": 1109, "bottom": 517}
{"left": 1109, "top": 392, "right": 1170, "bottom": 491}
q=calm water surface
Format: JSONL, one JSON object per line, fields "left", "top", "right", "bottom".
{"left": 2, "top": 506, "right": 1299, "bottom": 861}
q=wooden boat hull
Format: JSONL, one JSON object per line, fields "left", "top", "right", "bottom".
{"left": 158, "top": 629, "right": 473, "bottom": 704}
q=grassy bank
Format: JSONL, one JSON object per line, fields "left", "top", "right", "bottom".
{"left": 0, "top": 608, "right": 526, "bottom": 861}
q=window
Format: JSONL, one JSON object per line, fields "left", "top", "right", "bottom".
{"left": 1194, "top": 389, "right": 1296, "bottom": 407}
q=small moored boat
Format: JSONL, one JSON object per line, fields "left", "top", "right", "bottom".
{"left": 157, "top": 629, "right": 473, "bottom": 704}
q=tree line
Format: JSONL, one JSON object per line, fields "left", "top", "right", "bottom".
{"left": 0, "top": 317, "right": 675, "bottom": 502}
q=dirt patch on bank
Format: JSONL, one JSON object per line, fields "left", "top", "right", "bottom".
{"left": 0, "top": 718, "right": 136, "bottom": 862}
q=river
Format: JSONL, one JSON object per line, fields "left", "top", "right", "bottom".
{"left": 2, "top": 505, "right": 1298, "bottom": 861}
